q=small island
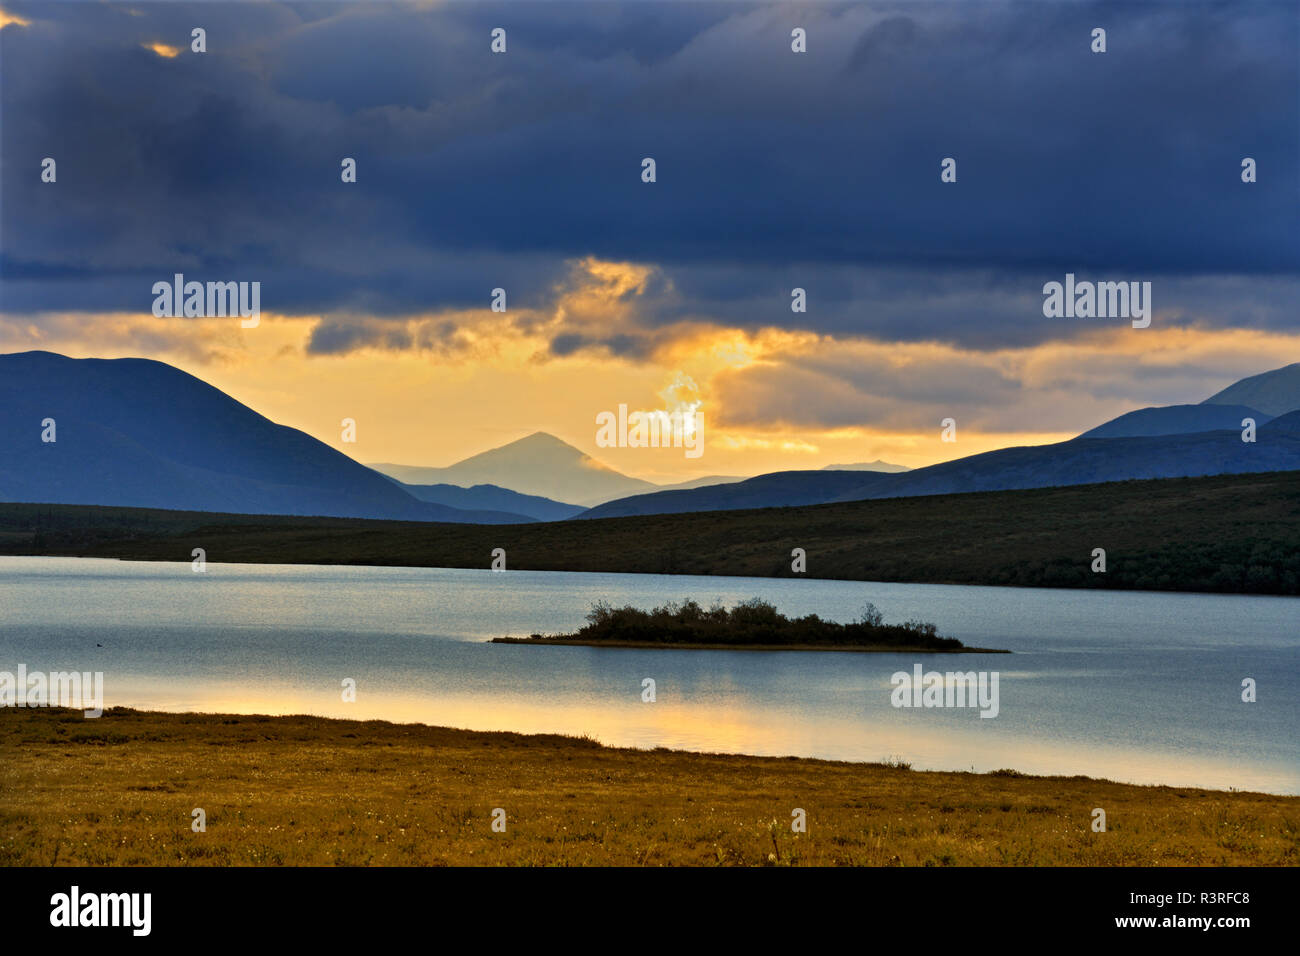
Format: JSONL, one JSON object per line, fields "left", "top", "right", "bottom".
{"left": 492, "top": 598, "right": 1009, "bottom": 653}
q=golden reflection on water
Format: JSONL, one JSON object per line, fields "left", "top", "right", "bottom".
{"left": 106, "top": 679, "right": 1299, "bottom": 794}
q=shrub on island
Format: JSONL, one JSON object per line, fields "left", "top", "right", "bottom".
{"left": 533, "top": 598, "right": 965, "bottom": 650}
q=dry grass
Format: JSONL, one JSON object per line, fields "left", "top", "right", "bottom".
{"left": 2, "top": 708, "right": 1297, "bottom": 867}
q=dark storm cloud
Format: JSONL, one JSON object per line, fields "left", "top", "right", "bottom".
{"left": 548, "top": 330, "right": 649, "bottom": 359}
{"left": 2, "top": 0, "right": 1296, "bottom": 349}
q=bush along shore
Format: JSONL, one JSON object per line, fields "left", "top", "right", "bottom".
{"left": 491, "top": 599, "right": 1008, "bottom": 652}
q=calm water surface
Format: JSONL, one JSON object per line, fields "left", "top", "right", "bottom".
{"left": 1, "top": 556, "right": 1295, "bottom": 793}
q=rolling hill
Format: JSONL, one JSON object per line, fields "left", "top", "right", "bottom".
{"left": 0, "top": 351, "right": 532, "bottom": 523}
{"left": 581, "top": 368, "right": 1300, "bottom": 519}
{"left": 392, "top": 480, "right": 585, "bottom": 522}
{"left": 578, "top": 470, "right": 891, "bottom": 519}
{"left": 5, "top": 469, "right": 1297, "bottom": 595}
{"left": 1201, "top": 362, "right": 1300, "bottom": 417}
{"left": 1079, "top": 404, "right": 1270, "bottom": 439}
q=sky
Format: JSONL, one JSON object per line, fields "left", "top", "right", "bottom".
{"left": 2, "top": 0, "right": 1297, "bottom": 482}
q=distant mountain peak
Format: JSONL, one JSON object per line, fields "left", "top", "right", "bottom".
{"left": 1201, "top": 362, "right": 1300, "bottom": 417}
{"left": 513, "top": 430, "right": 574, "bottom": 448}
{"left": 370, "top": 431, "right": 655, "bottom": 507}
{"left": 820, "top": 459, "right": 910, "bottom": 473}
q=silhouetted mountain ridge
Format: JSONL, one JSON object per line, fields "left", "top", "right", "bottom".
{"left": 1202, "top": 362, "right": 1300, "bottom": 417}
{"left": 370, "top": 431, "right": 656, "bottom": 507}
{"left": 0, "top": 351, "right": 533, "bottom": 523}
{"left": 580, "top": 363, "right": 1300, "bottom": 518}
{"left": 390, "top": 480, "right": 585, "bottom": 521}
{"left": 1080, "top": 404, "right": 1269, "bottom": 439}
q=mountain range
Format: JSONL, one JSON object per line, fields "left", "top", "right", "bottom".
{"left": 581, "top": 365, "right": 1300, "bottom": 518}
{"left": 0, "top": 351, "right": 532, "bottom": 523}
{"left": 370, "top": 432, "right": 655, "bottom": 507}
{"left": 388, "top": 479, "right": 586, "bottom": 522}
{"left": 1, "top": 351, "right": 1296, "bottom": 523}
{"left": 370, "top": 437, "right": 746, "bottom": 508}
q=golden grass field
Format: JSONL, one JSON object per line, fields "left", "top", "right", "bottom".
{"left": 2, "top": 707, "right": 1296, "bottom": 866}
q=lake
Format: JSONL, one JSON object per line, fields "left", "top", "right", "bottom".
{"left": 1, "top": 556, "right": 1296, "bottom": 793}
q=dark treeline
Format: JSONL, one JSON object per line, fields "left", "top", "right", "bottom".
{"left": 1, "top": 470, "right": 1297, "bottom": 595}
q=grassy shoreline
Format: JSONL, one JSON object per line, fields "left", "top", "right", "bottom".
{"left": 2, "top": 708, "right": 1296, "bottom": 866}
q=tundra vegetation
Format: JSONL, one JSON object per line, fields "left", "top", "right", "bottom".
{"left": 2, "top": 708, "right": 1295, "bottom": 867}
{"left": 2, "top": 470, "right": 1297, "bottom": 595}
{"left": 493, "top": 598, "right": 990, "bottom": 652}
